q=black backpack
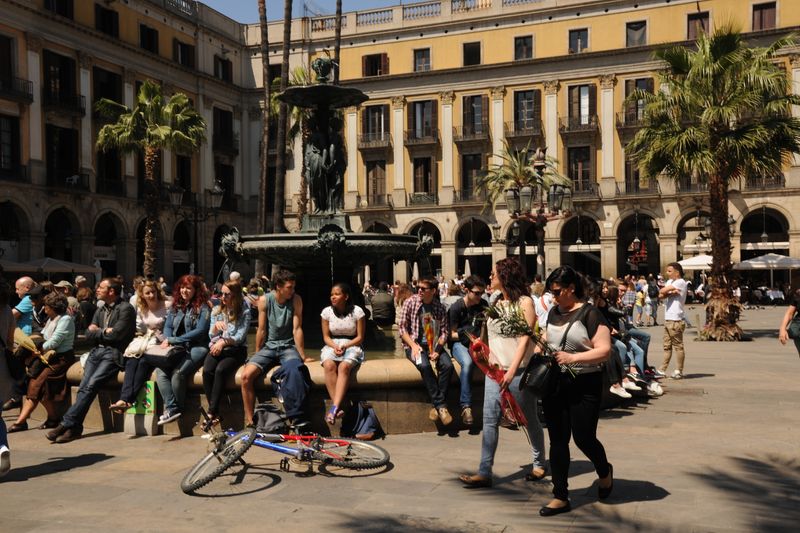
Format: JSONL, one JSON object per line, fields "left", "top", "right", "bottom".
{"left": 647, "top": 282, "right": 659, "bottom": 299}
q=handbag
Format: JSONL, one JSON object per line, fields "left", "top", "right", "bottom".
{"left": 788, "top": 317, "right": 800, "bottom": 339}
{"left": 142, "top": 344, "right": 187, "bottom": 368}
{"left": 519, "top": 304, "right": 591, "bottom": 396}
{"left": 124, "top": 332, "right": 155, "bottom": 358}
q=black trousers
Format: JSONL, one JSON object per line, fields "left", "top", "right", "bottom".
{"left": 542, "top": 372, "right": 610, "bottom": 501}
{"left": 202, "top": 346, "right": 246, "bottom": 415}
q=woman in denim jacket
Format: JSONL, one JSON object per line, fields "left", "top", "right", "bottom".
{"left": 154, "top": 275, "right": 211, "bottom": 426}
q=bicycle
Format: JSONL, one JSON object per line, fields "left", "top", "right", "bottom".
{"left": 180, "top": 409, "right": 391, "bottom": 494}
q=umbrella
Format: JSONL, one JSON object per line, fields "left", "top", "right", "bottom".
{"left": 733, "top": 253, "right": 800, "bottom": 288}
{"left": 412, "top": 262, "right": 419, "bottom": 281}
{"left": 464, "top": 258, "right": 472, "bottom": 277}
{"left": 678, "top": 254, "right": 713, "bottom": 271}
{"left": 0, "top": 258, "right": 31, "bottom": 272}
{"left": 22, "top": 257, "right": 102, "bottom": 278}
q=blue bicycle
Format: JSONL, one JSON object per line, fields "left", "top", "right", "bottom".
{"left": 180, "top": 409, "right": 390, "bottom": 494}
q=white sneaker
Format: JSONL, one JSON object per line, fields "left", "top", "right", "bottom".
{"left": 648, "top": 382, "right": 664, "bottom": 396}
{"left": 157, "top": 410, "right": 182, "bottom": 426}
{"left": 671, "top": 370, "right": 683, "bottom": 380}
{"left": 609, "top": 386, "right": 632, "bottom": 399}
{"left": 0, "top": 445, "right": 10, "bottom": 477}
{"left": 622, "top": 381, "right": 641, "bottom": 391}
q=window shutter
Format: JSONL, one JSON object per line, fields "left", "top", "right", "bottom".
{"left": 588, "top": 84, "right": 597, "bottom": 120}
{"left": 173, "top": 39, "right": 179, "bottom": 62}
{"left": 569, "top": 86, "right": 579, "bottom": 120}
{"left": 407, "top": 103, "right": 415, "bottom": 133}
{"left": 481, "top": 94, "right": 489, "bottom": 129}
{"left": 382, "top": 104, "right": 390, "bottom": 133}
{"left": 381, "top": 53, "right": 389, "bottom": 75}
{"left": 625, "top": 79, "right": 636, "bottom": 116}
{"left": 361, "top": 108, "right": 367, "bottom": 135}
{"left": 112, "top": 11, "right": 119, "bottom": 37}
{"left": 361, "top": 55, "right": 367, "bottom": 77}
{"left": 431, "top": 157, "right": 438, "bottom": 191}
{"left": 463, "top": 96, "right": 473, "bottom": 128}
{"left": 533, "top": 89, "right": 542, "bottom": 120}
{"left": 645, "top": 77, "right": 655, "bottom": 94}
{"left": 431, "top": 101, "right": 438, "bottom": 138}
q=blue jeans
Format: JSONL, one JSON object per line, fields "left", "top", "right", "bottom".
{"left": 155, "top": 346, "right": 208, "bottom": 413}
{"left": 405, "top": 348, "right": 454, "bottom": 408}
{"left": 451, "top": 343, "right": 473, "bottom": 408}
{"left": 0, "top": 406, "right": 7, "bottom": 449}
{"left": 62, "top": 346, "right": 121, "bottom": 432}
{"left": 479, "top": 373, "right": 545, "bottom": 477}
{"left": 627, "top": 328, "right": 651, "bottom": 368}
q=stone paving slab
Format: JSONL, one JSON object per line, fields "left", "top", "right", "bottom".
{"left": 2, "top": 307, "right": 799, "bottom": 532}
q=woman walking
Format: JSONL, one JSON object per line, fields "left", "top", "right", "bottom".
{"left": 778, "top": 288, "right": 800, "bottom": 356}
{"left": 539, "top": 266, "right": 613, "bottom": 516}
{"left": 459, "top": 257, "right": 546, "bottom": 488}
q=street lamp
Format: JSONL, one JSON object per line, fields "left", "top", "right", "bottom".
{"left": 168, "top": 180, "right": 225, "bottom": 274}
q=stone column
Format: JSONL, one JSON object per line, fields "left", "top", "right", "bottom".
{"left": 26, "top": 35, "right": 44, "bottom": 184}
{"left": 233, "top": 105, "right": 243, "bottom": 197}
{"left": 345, "top": 106, "right": 359, "bottom": 209}
{"left": 391, "top": 96, "right": 406, "bottom": 207}
{"left": 123, "top": 69, "right": 137, "bottom": 198}
{"left": 544, "top": 237, "right": 561, "bottom": 278}
{"left": 600, "top": 235, "right": 618, "bottom": 279}
{"left": 394, "top": 260, "right": 408, "bottom": 283}
{"left": 79, "top": 53, "right": 94, "bottom": 182}
{"left": 599, "top": 74, "right": 617, "bottom": 199}
{"left": 440, "top": 241, "right": 457, "bottom": 281}
{"left": 659, "top": 234, "right": 679, "bottom": 274}
{"left": 544, "top": 81, "right": 559, "bottom": 159}
{"left": 201, "top": 95, "right": 215, "bottom": 191}
{"left": 491, "top": 86, "right": 505, "bottom": 167}
{"left": 439, "top": 91, "right": 454, "bottom": 205}
{"left": 790, "top": 56, "right": 800, "bottom": 184}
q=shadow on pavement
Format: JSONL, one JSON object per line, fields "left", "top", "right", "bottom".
{"left": 581, "top": 478, "right": 670, "bottom": 506}
{"left": 681, "top": 373, "right": 715, "bottom": 380}
{"left": 2, "top": 453, "right": 113, "bottom": 482}
{"left": 690, "top": 454, "right": 800, "bottom": 532}
{"left": 741, "top": 329, "right": 779, "bottom": 340}
{"left": 186, "top": 464, "right": 282, "bottom": 497}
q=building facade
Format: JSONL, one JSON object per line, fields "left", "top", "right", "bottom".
{"left": 1, "top": 0, "right": 799, "bottom": 285}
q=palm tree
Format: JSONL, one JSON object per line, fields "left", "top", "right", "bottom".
{"left": 95, "top": 80, "right": 206, "bottom": 278}
{"left": 257, "top": 0, "right": 271, "bottom": 235}
{"left": 627, "top": 26, "right": 800, "bottom": 341}
{"left": 272, "top": 0, "right": 293, "bottom": 233}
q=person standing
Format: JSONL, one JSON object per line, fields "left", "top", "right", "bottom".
{"left": 647, "top": 274, "right": 660, "bottom": 326}
{"left": 47, "top": 278, "right": 136, "bottom": 443}
{"left": 1, "top": 279, "right": 17, "bottom": 477}
{"left": 778, "top": 288, "right": 800, "bottom": 356}
{"left": 658, "top": 262, "right": 688, "bottom": 379}
{"left": 539, "top": 266, "right": 613, "bottom": 516}
{"left": 447, "top": 275, "right": 488, "bottom": 426}
{"left": 398, "top": 275, "right": 454, "bottom": 425}
{"left": 370, "top": 282, "right": 395, "bottom": 327}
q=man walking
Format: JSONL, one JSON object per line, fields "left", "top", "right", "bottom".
{"left": 399, "top": 275, "right": 454, "bottom": 425}
{"left": 447, "top": 275, "right": 488, "bottom": 426}
{"left": 47, "top": 278, "right": 136, "bottom": 443}
{"left": 240, "top": 269, "right": 310, "bottom": 427}
{"left": 658, "top": 262, "right": 688, "bottom": 379}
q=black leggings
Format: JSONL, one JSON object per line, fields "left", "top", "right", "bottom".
{"left": 202, "top": 346, "right": 246, "bottom": 415}
{"left": 542, "top": 372, "right": 610, "bottom": 501}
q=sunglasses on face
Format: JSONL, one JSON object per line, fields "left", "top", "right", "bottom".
{"left": 418, "top": 286, "right": 433, "bottom": 292}
{"left": 470, "top": 290, "right": 484, "bottom": 296}
{"left": 551, "top": 288, "right": 564, "bottom": 297}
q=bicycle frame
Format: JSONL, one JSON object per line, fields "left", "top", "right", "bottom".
{"left": 223, "top": 430, "right": 351, "bottom": 463}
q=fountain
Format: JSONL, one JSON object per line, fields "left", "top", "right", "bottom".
{"left": 221, "top": 57, "right": 431, "bottom": 346}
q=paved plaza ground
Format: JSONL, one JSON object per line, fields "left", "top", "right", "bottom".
{"left": 2, "top": 305, "right": 799, "bottom": 532}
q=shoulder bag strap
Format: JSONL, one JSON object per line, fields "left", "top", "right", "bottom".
{"left": 557, "top": 304, "right": 592, "bottom": 351}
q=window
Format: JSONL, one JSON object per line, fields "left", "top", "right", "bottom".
{"left": 568, "top": 84, "right": 596, "bottom": 125}
{"left": 462, "top": 95, "right": 488, "bottom": 135}
{"left": 514, "top": 36, "right": 533, "bottom": 60}
{"left": 623, "top": 78, "right": 654, "bottom": 122}
{"left": 626, "top": 21, "right": 647, "bottom": 47}
{"left": 362, "top": 53, "right": 389, "bottom": 77}
{"left": 268, "top": 64, "right": 281, "bottom": 86}
{"left": 45, "top": 0, "right": 73, "bottom": 19}
{"left": 214, "top": 55, "right": 233, "bottom": 82}
{"left": 45, "top": 125, "right": 79, "bottom": 184}
{"left": 0, "top": 115, "right": 21, "bottom": 175}
{"left": 0, "top": 35, "right": 12, "bottom": 86}
{"left": 408, "top": 100, "right": 437, "bottom": 139}
{"left": 569, "top": 28, "right": 589, "bottom": 54}
{"left": 414, "top": 48, "right": 431, "bottom": 72}
{"left": 413, "top": 157, "right": 435, "bottom": 193}
{"left": 362, "top": 105, "right": 389, "bottom": 140}
{"left": 213, "top": 107, "right": 234, "bottom": 151}
{"left": 140, "top": 24, "right": 159, "bottom": 54}
{"left": 567, "top": 146, "right": 592, "bottom": 192}
{"left": 463, "top": 42, "right": 481, "bottom": 66}
{"left": 173, "top": 39, "right": 195, "bottom": 68}
{"left": 92, "top": 67, "right": 122, "bottom": 114}
{"left": 215, "top": 162, "right": 235, "bottom": 210}
{"left": 625, "top": 148, "right": 643, "bottom": 193}
{"left": 95, "top": 3, "right": 119, "bottom": 38}
{"left": 753, "top": 2, "right": 776, "bottom": 31}
{"left": 176, "top": 155, "right": 192, "bottom": 195}
{"left": 513, "top": 89, "right": 541, "bottom": 130}
{"left": 461, "top": 154, "right": 483, "bottom": 192}
{"left": 687, "top": 12, "right": 709, "bottom": 40}
{"left": 43, "top": 50, "right": 77, "bottom": 101}
{"left": 96, "top": 148, "right": 121, "bottom": 183}
{"left": 366, "top": 160, "right": 386, "bottom": 197}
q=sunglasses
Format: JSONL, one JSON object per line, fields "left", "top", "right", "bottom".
{"left": 470, "top": 290, "right": 485, "bottom": 296}
{"left": 551, "top": 288, "right": 563, "bottom": 297}
{"left": 418, "top": 286, "right": 434, "bottom": 292}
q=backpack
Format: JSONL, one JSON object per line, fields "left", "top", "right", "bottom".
{"left": 647, "top": 282, "right": 659, "bottom": 299}
{"left": 341, "top": 400, "right": 385, "bottom": 440}
{"left": 253, "top": 402, "right": 288, "bottom": 434}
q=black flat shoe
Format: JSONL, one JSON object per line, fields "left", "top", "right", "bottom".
{"left": 8, "top": 421, "right": 28, "bottom": 433}
{"left": 525, "top": 468, "right": 546, "bottom": 481}
{"left": 38, "top": 418, "right": 61, "bottom": 430}
{"left": 599, "top": 463, "right": 614, "bottom": 500}
{"left": 539, "top": 501, "right": 571, "bottom": 516}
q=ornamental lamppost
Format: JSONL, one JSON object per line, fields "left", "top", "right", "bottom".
{"left": 168, "top": 181, "right": 225, "bottom": 275}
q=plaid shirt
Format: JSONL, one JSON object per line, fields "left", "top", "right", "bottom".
{"left": 621, "top": 290, "right": 636, "bottom": 309}
{"left": 398, "top": 294, "right": 449, "bottom": 352}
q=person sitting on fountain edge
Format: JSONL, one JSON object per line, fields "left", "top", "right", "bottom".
{"left": 240, "top": 269, "right": 311, "bottom": 428}
{"left": 398, "top": 275, "right": 455, "bottom": 426}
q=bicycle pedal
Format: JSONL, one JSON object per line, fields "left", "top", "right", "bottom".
{"left": 280, "top": 457, "right": 290, "bottom": 472}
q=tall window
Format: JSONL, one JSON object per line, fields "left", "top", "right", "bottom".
{"left": 45, "top": 125, "right": 79, "bottom": 184}
{"left": 462, "top": 95, "right": 487, "bottom": 135}
{"left": 623, "top": 78, "right": 654, "bottom": 121}
{"left": 140, "top": 24, "right": 159, "bottom": 54}
{"left": 363, "top": 105, "right": 389, "bottom": 140}
{"left": 752, "top": 2, "right": 776, "bottom": 31}
{"left": 514, "top": 36, "right": 533, "bottom": 60}
{"left": 409, "top": 100, "right": 436, "bottom": 138}
{"left": 173, "top": 39, "right": 195, "bottom": 68}
{"left": 0, "top": 35, "right": 12, "bottom": 87}
{"left": 414, "top": 48, "right": 430, "bottom": 72}
{"left": 624, "top": 148, "right": 644, "bottom": 193}
{"left": 96, "top": 148, "right": 121, "bottom": 183}
{"left": 413, "top": 157, "right": 434, "bottom": 193}
{"left": 214, "top": 56, "right": 233, "bottom": 82}
{"left": 568, "top": 84, "right": 596, "bottom": 125}
{"left": 43, "top": 50, "right": 77, "bottom": 101}
{"left": 45, "top": 0, "right": 73, "bottom": 19}
{"left": 94, "top": 3, "right": 119, "bottom": 37}
{"left": 569, "top": 28, "right": 589, "bottom": 53}
{"left": 215, "top": 162, "right": 235, "bottom": 210}
{"left": 366, "top": 160, "right": 386, "bottom": 197}
{"left": 687, "top": 12, "right": 709, "bottom": 40}
{"left": 0, "top": 115, "right": 20, "bottom": 175}
{"left": 362, "top": 53, "right": 389, "bottom": 77}
{"left": 463, "top": 42, "right": 481, "bottom": 66}
{"left": 176, "top": 155, "right": 192, "bottom": 194}
{"left": 461, "top": 154, "right": 483, "bottom": 193}
{"left": 567, "top": 147, "right": 592, "bottom": 192}
{"left": 93, "top": 67, "right": 121, "bottom": 104}
{"left": 626, "top": 21, "right": 647, "bottom": 47}
{"left": 513, "top": 89, "right": 541, "bottom": 130}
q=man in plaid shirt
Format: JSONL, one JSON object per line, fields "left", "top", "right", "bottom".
{"left": 398, "top": 275, "right": 455, "bottom": 425}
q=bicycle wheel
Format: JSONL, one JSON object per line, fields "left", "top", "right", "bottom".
{"left": 180, "top": 427, "right": 257, "bottom": 494}
{"left": 310, "top": 437, "right": 390, "bottom": 469}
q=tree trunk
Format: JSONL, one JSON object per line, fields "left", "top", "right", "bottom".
{"left": 333, "top": 0, "right": 342, "bottom": 84}
{"left": 296, "top": 118, "right": 310, "bottom": 225}
{"left": 257, "top": 0, "right": 271, "bottom": 237}
{"left": 272, "top": 0, "right": 293, "bottom": 234}
{"left": 142, "top": 146, "right": 160, "bottom": 279}
{"left": 700, "top": 171, "right": 743, "bottom": 341}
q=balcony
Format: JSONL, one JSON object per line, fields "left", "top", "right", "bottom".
{"left": 453, "top": 122, "right": 490, "bottom": 144}
{"left": 42, "top": 89, "right": 86, "bottom": 116}
{"left": 677, "top": 177, "right": 708, "bottom": 194}
{"left": 744, "top": 175, "right": 785, "bottom": 190}
{"left": 559, "top": 115, "right": 599, "bottom": 135}
{"left": 0, "top": 165, "right": 28, "bottom": 183}
{"left": 357, "top": 194, "right": 393, "bottom": 208}
{"left": 453, "top": 187, "right": 487, "bottom": 204}
{"left": 404, "top": 127, "right": 439, "bottom": 146}
{"left": 616, "top": 111, "right": 645, "bottom": 131}
{"left": 163, "top": 0, "right": 197, "bottom": 20}
{"left": 47, "top": 172, "right": 89, "bottom": 192}
{"left": 408, "top": 192, "right": 438, "bottom": 206}
{"left": 0, "top": 77, "right": 34, "bottom": 103}
{"left": 571, "top": 181, "right": 598, "bottom": 200}
{"left": 619, "top": 179, "right": 660, "bottom": 197}
{"left": 503, "top": 120, "right": 543, "bottom": 140}
{"left": 96, "top": 178, "right": 127, "bottom": 197}
{"left": 358, "top": 132, "right": 392, "bottom": 150}
{"left": 213, "top": 133, "right": 239, "bottom": 156}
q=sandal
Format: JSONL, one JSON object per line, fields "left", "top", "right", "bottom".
{"left": 109, "top": 401, "right": 132, "bottom": 414}
{"left": 325, "top": 405, "right": 338, "bottom": 425}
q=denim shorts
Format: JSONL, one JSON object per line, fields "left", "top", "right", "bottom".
{"left": 247, "top": 345, "right": 301, "bottom": 372}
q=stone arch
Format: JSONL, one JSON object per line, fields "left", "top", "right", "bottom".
{"left": 44, "top": 207, "right": 82, "bottom": 263}
{"left": 0, "top": 200, "right": 31, "bottom": 261}
{"left": 560, "top": 214, "right": 601, "bottom": 278}
{"left": 616, "top": 211, "right": 660, "bottom": 277}
{"left": 739, "top": 205, "right": 791, "bottom": 286}
{"left": 406, "top": 219, "right": 442, "bottom": 279}
{"left": 93, "top": 211, "right": 127, "bottom": 277}
{"left": 676, "top": 209, "right": 712, "bottom": 259}
{"left": 456, "top": 218, "right": 492, "bottom": 280}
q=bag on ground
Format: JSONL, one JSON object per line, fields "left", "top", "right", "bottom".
{"left": 341, "top": 400, "right": 384, "bottom": 440}
{"left": 254, "top": 402, "right": 288, "bottom": 434}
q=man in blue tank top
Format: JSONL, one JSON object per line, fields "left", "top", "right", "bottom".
{"left": 241, "top": 269, "right": 310, "bottom": 427}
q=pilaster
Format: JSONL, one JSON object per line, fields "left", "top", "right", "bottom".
{"left": 345, "top": 106, "right": 359, "bottom": 209}
{"left": 26, "top": 36, "right": 43, "bottom": 170}
{"left": 544, "top": 81, "right": 559, "bottom": 156}
{"left": 440, "top": 241, "right": 457, "bottom": 281}
{"left": 659, "top": 234, "right": 679, "bottom": 274}
{"left": 391, "top": 96, "right": 406, "bottom": 207}
{"left": 439, "top": 91, "right": 455, "bottom": 205}
{"left": 490, "top": 86, "right": 505, "bottom": 167}
{"left": 79, "top": 56, "right": 94, "bottom": 184}
{"left": 599, "top": 75, "right": 616, "bottom": 180}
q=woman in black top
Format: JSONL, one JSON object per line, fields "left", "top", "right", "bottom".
{"left": 538, "top": 266, "right": 613, "bottom": 517}
{"left": 778, "top": 289, "right": 800, "bottom": 355}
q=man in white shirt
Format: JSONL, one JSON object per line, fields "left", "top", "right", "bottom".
{"left": 658, "top": 262, "right": 688, "bottom": 379}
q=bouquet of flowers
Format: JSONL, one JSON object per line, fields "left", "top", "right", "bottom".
{"left": 467, "top": 332, "right": 527, "bottom": 426}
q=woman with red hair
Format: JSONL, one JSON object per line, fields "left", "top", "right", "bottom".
{"left": 154, "top": 275, "right": 211, "bottom": 425}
